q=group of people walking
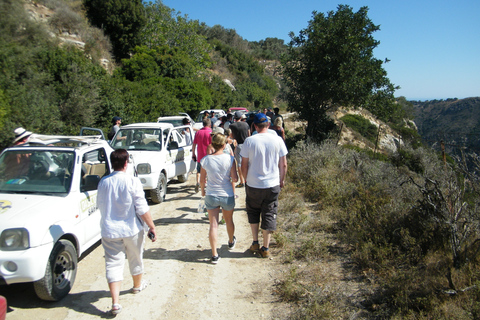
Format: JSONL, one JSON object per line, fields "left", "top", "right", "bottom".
{"left": 96, "top": 110, "right": 287, "bottom": 315}
{"left": 193, "top": 111, "right": 288, "bottom": 262}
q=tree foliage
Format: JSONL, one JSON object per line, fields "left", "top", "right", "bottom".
{"left": 84, "top": 0, "right": 146, "bottom": 61}
{"left": 140, "top": 1, "right": 211, "bottom": 70}
{"left": 282, "top": 5, "right": 396, "bottom": 141}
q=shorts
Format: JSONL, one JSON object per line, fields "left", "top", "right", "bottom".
{"left": 245, "top": 185, "right": 280, "bottom": 231}
{"left": 196, "top": 161, "right": 203, "bottom": 173}
{"left": 205, "top": 194, "right": 235, "bottom": 211}
{"left": 101, "top": 229, "right": 145, "bottom": 283}
{"left": 234, "top": 144, "right": 243, "bottom": 166}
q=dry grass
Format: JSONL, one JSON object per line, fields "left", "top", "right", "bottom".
{"left": 275, "top": 140, "right": 480, "bottom": 319}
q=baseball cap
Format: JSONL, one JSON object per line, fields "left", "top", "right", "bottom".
{"left": 254, "top": 113, "right": 268, "bottom": 124}
{"left": 234, "top": 111, "right": 243, "bottom": 119}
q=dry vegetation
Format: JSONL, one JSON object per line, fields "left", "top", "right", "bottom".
{"left": 274, "top": 140, "right": 480, "bottom": 319}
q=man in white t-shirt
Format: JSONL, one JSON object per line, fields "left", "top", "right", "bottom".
{"left": 240, "top": 113, "right": 288, "bottom": 258}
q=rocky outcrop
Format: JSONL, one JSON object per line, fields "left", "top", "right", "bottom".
{"left": 23, "top": 1, "right": 113, "bottom": 72}
{"left": 332, "top": 107, "right": 404, "bottom": 153}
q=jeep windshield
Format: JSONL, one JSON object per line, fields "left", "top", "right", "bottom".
{"left": 111, "top": 128, "right": 164, "bottom": 151}
{"left": 0, "top": 150, "right": 74, "bottom": 194}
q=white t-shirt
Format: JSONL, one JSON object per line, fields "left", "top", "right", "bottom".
{"left": 98, "top": 171, "right": 149, "bottom": 238}
{"left": 200, "top": 153, "right": 235, "bottom": 197}
{"left": 240, "top": 132, "right": 288, "bottom": 189}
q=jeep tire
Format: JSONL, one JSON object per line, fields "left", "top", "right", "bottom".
{"left": 151, "top": 172, "right": 167, "bottom": 203}
{"left": 34, "top": 239, "right": 77, "bottom": 301}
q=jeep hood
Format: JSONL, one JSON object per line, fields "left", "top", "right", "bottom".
{"left": 0, "top": 194, "right": 69, "bottom": 230}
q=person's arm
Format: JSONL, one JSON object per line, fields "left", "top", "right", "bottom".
{"left": 281, "top": 128, "right": 286, "bottom": 141}
{"left": 133, "top": 178, "right": 156, "bottom": 241}
{"left": 140, "top": 212, "right": 156, "bottom": 242}
{"left": 192, "top": 142, "right": 197, "bottom": 161}
{"left": 230, "top": 158, "right": 238, "bottom": 183}
{"left": 207, "top": 144, "right": 214, "bottom": 155}
{"left": 278, "top": 155, "right": 287, "bottom": 188}
{"left": 200, "top": 167, "right": 207, "bottom": 197}
{"left": 241, "top": 157, "right": 249, "bottom": 185}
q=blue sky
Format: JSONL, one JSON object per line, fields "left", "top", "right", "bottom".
{"left": 161, "top": 0, "right": 479, "bottom": 101}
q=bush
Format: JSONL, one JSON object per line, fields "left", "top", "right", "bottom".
{"left": 279, "top": 140, "right": 480, "bottom": 318}
{"left": 49, "top": 6, "right": 84, "bottom": 33}
{"left": 340, "top": 113, "right": 378, "bottom": 143}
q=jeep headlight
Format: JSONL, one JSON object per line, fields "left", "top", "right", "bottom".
{"left": 136, "top": 163, "right": 151, "bottom": 175}
{"left": 0, "top": 228, "right": 29, "bottom": 250}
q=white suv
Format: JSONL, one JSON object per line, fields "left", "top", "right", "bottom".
{"left": 110, "top": 122, "right": 195, "bottom": 203}
{"left": 0, "top": 134, "right": 117, "bottom": 301}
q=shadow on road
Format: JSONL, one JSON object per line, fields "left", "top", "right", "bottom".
{"left": 0, "top": 282, "right": 130, "bottom": 318}
{"left": 143, "top": 246, "right": 259, "bottom": 263}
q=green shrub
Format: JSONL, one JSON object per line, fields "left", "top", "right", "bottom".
{"left": 340, "top": 114, "right": 378, "bottom": 143}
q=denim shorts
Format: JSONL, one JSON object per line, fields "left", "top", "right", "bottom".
{"left": 205, "top": 194, "right": 235, "bottom": 211}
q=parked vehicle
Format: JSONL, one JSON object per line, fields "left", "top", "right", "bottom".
{"left": 0, "top": 133, "right": 116, "bottom": 301}
{"left": 228, "top": 107, "right": 248, "bottom": 114}
{"left": 194, "top": 109, "right": 226, "bottom": 130}
{"left": 157, "top": 114, "right": 196, "bottom": 128}
{"left": 110, "top": 122, "right": 195, "bottom": 203}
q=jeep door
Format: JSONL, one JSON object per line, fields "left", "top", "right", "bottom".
{"left": 165, "top": 127, "right": 194, "bottom": 179}
{"left": 78, "top": 148, "right": 110, "bottom": 248}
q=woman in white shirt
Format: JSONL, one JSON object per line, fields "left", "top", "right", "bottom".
{"left": 200, "top": 133, "right": 238, "bottom": 264}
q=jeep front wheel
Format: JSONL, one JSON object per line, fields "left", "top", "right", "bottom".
{"left": 151, "top": 172, "right": 167, "bottom": 203}
{"left": 34, "top": 239, "right": 77, "bottom": 301}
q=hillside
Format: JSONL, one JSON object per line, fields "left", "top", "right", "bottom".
{"left": 0, "top": 0, "right": 284, "bottom": 149}
{"left": 413, "top": 97, "right": 480, "bottom": 156}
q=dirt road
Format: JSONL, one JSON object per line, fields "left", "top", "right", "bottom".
{"left": 1, "top": 175, "right": 285, "bottom": 319}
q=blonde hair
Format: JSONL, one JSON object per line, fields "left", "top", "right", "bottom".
{"left": 211, "top": 133, "right": 227, "bottom": 151}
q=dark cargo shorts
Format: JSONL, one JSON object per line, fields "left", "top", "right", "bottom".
{"left": 245, "top": 185, "right": 280, "bottom": 231}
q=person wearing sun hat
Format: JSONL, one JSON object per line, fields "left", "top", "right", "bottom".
{"left": 5, "top": 127, "right": 34, "bottom": 179}
{"left": 12, "top": 127, "right": 33, "bottom": 146}
{"left": 240, "top": 113, "right": 288, "bottom": 258}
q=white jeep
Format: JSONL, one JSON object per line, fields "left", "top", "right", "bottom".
{"left": 0, "top": 133, "right": 117, "bottom": 301}
{"left": 110, "top": 122, "right": 195, "bottom": 203}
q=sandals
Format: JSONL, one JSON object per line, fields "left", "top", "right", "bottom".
{"left": 110, "top": 303, "right": 122, "bottom": 315}
{"left": 132, "top": 279, "right": 148, "bottom": 294}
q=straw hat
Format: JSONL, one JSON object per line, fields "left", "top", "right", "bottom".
{"left": 13, "top": 127, "right": 32, "bottom": 144}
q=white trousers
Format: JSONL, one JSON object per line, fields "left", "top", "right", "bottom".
{"left": 102, "top": 230, "right": 145, "bottom": 283}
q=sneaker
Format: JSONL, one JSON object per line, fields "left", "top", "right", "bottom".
{"left": 249, "top": 242, "right": 260, "bottom": 252}
{"left": 195, "top": 183, "right": 200, "bottom": 193}
{"left": 228, "top": 236, "right": 236, "bottom": 250}
{"left": 259, "top": 246, "right": 270, "bottom": 258}
{"left": 211, "top": 255, "right": 220, "bottom": 264}
{"left": 236, "top": 183, "right": 244, "bottom": 188}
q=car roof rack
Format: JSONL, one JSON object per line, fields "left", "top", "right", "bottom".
{"left": 26, "top": 134, "right": 105, "bottom": 146}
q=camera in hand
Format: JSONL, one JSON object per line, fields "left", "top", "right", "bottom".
{"left": 148, "top": 231, "right": 155, "bottom": 240}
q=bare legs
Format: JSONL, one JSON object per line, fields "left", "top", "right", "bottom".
{"left": 250, "top": 223, "right": 271, "bottom": 249}
{"left": 208, "top": 208, "right": 235, "bottom": 257}
{"left": 108, "top": 273, "right": 142, "bottom": 306}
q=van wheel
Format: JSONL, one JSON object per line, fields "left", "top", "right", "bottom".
{"left": 151, "top": 173, "right": 167, "bottom": 203}
{"left": 34, "top": 240, "right": 77, "bottom": 301}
